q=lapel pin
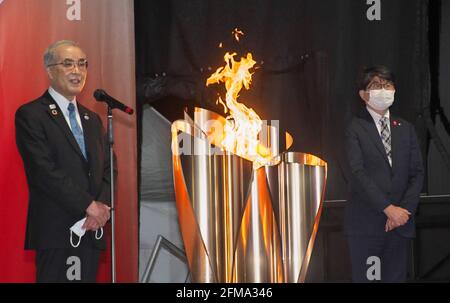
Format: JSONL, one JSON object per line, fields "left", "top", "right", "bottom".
{"left": 49, "top": 104, "right": 56, "bottom": 110}
{"left": 84, "top": 113, "right": 89, "bottom": 120}
{"left": 51, "top": 109, "right": 58, "bottom": 116}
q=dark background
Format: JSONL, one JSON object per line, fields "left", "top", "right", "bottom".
{"left": 135, "top": 0, "right": 450, "bottom": 281}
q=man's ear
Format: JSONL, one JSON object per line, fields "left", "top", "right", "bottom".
{"left": 359, "top": 90, "right": 368, "bottom": 103}
{"left": 46, "top": 67, "right": 54, "bottom": 80}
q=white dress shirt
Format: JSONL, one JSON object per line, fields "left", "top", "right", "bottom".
{"left": 48, "top": 86, "right": 83, "bottom": 132}
{"left": 366, "top": 106, "right": 391, "bottom": 166}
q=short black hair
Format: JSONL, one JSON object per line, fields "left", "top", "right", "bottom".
{"left": 357, "top": 65, "right": 396, "bottom": 90}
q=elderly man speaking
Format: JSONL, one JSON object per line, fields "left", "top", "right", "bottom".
{"left": 15, "top": 40, "right": 112, "bottom": 282}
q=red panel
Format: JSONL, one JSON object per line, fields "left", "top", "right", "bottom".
{"left": 0, "top": 0, "right": 137, "bottom": 282}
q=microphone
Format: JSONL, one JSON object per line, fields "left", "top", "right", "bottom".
{"left": 93, "top": 89, "right": 134, "bottom": 115}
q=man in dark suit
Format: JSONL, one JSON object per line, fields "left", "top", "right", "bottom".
{"left": 15, "top": 40, "right": 112, "bottom": 282}
{"left": 344, "top": 65, "right": 424, "bottom": 282}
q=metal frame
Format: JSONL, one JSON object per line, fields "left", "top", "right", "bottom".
{"left": 107, "top": 106, "right": 117, "bottom": 283}
{"left": 141, "top": 235, "right": 190, "bottom": 283}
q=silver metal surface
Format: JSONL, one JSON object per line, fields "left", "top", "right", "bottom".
{"left": 171, "top": 108, "right": 327, "bottom": 283}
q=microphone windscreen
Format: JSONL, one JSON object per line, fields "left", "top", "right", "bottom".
{"left": 93, "top": 89, "right": 105, "bottom": 101}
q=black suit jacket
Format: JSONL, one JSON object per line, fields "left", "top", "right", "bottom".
{"left": 15, "top": 91, "right": 112, "bottom": 250}
{"left": 344, "top": 108, "right": 424, "bottom": 238}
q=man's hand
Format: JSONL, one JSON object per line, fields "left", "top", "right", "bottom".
{"left": 83, "top": 216, "right": 101, "bottom": 231}
{"left": 84, "top": 201, "right": 110, "bottom": 228}
{"left": 385, "top": 218, "right": 400, "bottom": 232}
{"left": 383, "top": 204, "right": 411, "bottom": 230}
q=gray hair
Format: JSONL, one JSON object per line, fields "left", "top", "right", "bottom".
{"left": 43, "top": 40, "right": 80, "bottom": 67}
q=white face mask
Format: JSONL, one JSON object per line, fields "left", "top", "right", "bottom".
{"left": 70, "top": 217, "right": 103, "bottom": 248}
{"left": 368, "top": 89, "right": 395, "bottom": 111}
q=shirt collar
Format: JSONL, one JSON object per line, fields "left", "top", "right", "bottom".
{"left": 48, "top": 86, "right": 79, "bottom": 113}
{"left": 366, "top": 105, "right": 390, "bottom": 125}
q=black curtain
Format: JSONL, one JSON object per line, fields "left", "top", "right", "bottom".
{"left": 135, "top": 0, "right": 430, "bottom": 200}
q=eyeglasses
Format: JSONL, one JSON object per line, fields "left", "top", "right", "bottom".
{"left": 366, "top": 81, "right": 395, "bottom": 90}
{"left": 47, "top": 58, "right": 88, "bottom": 70}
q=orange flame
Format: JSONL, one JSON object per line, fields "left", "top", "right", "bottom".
{"left": 232, "top": 28, "right": 244, "bottom": 42}
{"left": 206, "top": 51, "right": 271, "bottom": 168}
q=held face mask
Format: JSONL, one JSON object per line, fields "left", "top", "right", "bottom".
{"left": 70, "top": 217, "right": 103, "bottom": 248}
{"left": 368, "top": 89, "right": 395, "bottom": 111}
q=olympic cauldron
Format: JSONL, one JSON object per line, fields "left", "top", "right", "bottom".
{"left": 171, "top": 107, "right": 327, "bottom": 283}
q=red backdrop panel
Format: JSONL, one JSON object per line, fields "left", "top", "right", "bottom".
{"left": 0, "top": 0, "right": 138, "bottom": 282}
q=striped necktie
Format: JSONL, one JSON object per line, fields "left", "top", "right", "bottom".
{"left": 67, "top": 103, "right": 87, "bottom": 159}
{"left": 379, "top": 116, "right": 391, "bottom": 166}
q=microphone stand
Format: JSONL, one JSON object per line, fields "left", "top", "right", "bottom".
{"left": 107, "top": 106, "right": 117, "bottom": 283}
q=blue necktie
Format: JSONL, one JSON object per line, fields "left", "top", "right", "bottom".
{"left": 67, "top": 103, "right": 87, "bottom": 159}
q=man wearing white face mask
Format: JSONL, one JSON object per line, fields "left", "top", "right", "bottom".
{"left": 344, "top": 66, "right": 424, "bottom": 282}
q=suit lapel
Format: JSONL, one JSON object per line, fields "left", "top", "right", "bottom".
{"left": 358, "top": 109, "right": 391, "bottom": 167}
{"left": 42, "top": 91, "right": 86, "bottom": 161}
{"left": 390, "top": 116, "right": 401, "bottom": 172}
